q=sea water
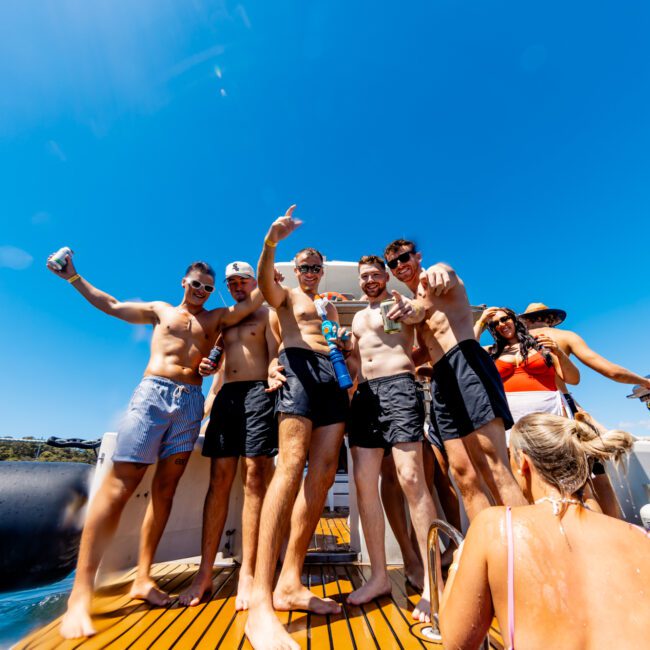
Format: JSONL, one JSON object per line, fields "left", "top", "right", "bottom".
{"left": 0, "top": 574, "right": 73, "bottom": 649}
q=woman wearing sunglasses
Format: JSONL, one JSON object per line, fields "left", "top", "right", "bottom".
{"left": 475, "top": 307, "right": 580, "bottom": 427}
{"left": 439, "top": 412, "right": 646, "bottom": 650}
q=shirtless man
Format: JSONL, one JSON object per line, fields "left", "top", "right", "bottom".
{"left": 384, "top": 240, "right": 527, "bottom": 519}
{"left": 49, "top": 256, "right": 262, "bottom": 639}
{"left": 346, "top": 255, "right": 437, "bottom": 622}
{"left": 245, "top": 206, "right": 349, "bottom": 650}
{"left": 179, "top": 261, "right": 280, "bottom": 610}
{"left": 518, "top": 301, "right": 650, "bottom": 517}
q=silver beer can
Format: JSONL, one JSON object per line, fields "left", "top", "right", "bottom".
{"left": 380, "top": 298, "right": 402, "bottom": 333}
{"left": 47, "top": 246, "right": 73, "bottom": 271}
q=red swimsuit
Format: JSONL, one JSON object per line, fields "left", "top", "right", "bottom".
{"left": 495, "top": 351, "right": 556, "bottom": 392}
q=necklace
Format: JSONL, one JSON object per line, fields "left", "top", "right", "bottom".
{"left": 534, "top": 496, "right": 583, "bottom": 538}
{"left": 534, "top": 496, "right": 582, "bottom": 516}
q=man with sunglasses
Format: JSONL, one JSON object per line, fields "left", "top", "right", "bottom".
{"left": 179, "top": 261, "right": 281, "bottom": 610}
{"left": 245, "top": 206, "right": 350, "bottom": 650}
{"left": 345, "top": 254, "right": 437, "bottom": 623}
{"left": 49, "top": 256, "right": 263, "bottom": 639}
{"left": 384, "top": 240, "right": 526, "bottom": 521}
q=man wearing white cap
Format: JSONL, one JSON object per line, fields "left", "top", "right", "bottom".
{"left": 519, "top": 301, "right": 650, "bottom": 517}
{"left": 179, "top": 260, "right": 282, "bottom": 610}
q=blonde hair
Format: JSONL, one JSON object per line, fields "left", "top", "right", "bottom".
{"left": 510, "top": 412, "right": 635, "bottom": 496}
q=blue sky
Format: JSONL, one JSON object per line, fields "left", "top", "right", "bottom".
{"left": 1, "top": 0, "right": 649, "bottom": 439}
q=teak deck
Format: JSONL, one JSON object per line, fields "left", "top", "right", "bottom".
{"left": 17, "top": 516, "right": 504, "bottom": 649}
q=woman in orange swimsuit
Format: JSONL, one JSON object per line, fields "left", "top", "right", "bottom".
{"left": 475, "top": 307, "right": 579, "bottom": 427}
{"left": 439, "top": 412, "right": 646, "bottom": 650}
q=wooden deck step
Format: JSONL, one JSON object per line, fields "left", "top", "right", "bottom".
{"left": 308, "top": 514, "right": 351, "bottom": 553}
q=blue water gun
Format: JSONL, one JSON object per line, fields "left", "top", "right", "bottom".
{"left": 314, "top": 296, "right": 353, "bottom": 390}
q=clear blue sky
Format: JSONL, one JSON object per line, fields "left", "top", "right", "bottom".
{"left": 1, "top": 1, "right": 649, "bottom": 439}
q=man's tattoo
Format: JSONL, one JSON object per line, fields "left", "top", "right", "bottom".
{"left": 174, "top": 457, "right": 187, "bottom": 466}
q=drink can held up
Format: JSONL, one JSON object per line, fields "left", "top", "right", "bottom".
{"left": 208, "top": 346, "right": 223, "bottom": 367}
{"left": 380, "top": 299, "right": 402, "bottom": 333}
{"left": 47, "top": 247, "right": 73, "bottom": 271}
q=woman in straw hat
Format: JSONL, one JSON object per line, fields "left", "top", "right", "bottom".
{"left": 439, "top": 412, "right": 647, "bottom": 650}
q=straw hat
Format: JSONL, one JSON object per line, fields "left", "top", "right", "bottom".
{"left": 518, "top": 302, "right": 567, "bottom": 327}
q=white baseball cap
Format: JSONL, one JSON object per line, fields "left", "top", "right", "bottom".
{"left": 225, "top": 261, "right": 255, "bottom": 280}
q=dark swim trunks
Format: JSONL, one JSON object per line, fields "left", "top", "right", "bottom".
{"left": 202, "top": 381, "right": 278, "bottom": 458}
{"left": 564, "top": 392, "right": 606, "bottom": 476}
{"left": 348, "top": 373, "right": 424, "bottom": 455}
{"left": 430, "top": 339, "right": 514, "bottom": 442}
{"left": 275, "top": 347, "right": 349, "bottom": 427}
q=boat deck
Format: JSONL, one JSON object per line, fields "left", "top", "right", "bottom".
{"left": 308, "top": 513, "right": 351, "bottom": 554}
{"left": 17, "top": 516, "right": 504, "bottom": 649}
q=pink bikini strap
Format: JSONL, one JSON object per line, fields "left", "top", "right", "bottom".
{"left": 506, "top": 506, "right": 515, "bottom": 649}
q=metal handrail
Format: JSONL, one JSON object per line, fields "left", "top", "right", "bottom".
{"left": 420, "top": 519, "right": 489, "bottom": 649}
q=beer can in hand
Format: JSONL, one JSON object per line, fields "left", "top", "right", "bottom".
{"left": 208, "top": 346, "right": 223, "bottom": 367}
{"left": 380, "top": 299, "right": 402, "bottom": 333}
{"left": 47, "top": 247, "right": 73, "bottom": 271}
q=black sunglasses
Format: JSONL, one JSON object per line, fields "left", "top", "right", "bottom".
{"left": 386, "top": 250, "right": 415, "bottom": 270}
{"left": 296, "top": 264, "right": 323, "bottom": 274}
{"left": 490, "top": 315, "right": 512, "bottom": 327}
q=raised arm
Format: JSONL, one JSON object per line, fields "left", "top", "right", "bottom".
{"left": 47, "top": 255, "right": 160, "bottom": 324}
{"left": 219, "top": 287, "right": 264, "bottom": 328}
{"left": 564, "top": 331, "right": 650, "bottom": 388}
{"left": 474, "top": 307, "right": 501, "bottom": 340}
{"left": 257, "top": 205, "right": 301, "bottom": 309}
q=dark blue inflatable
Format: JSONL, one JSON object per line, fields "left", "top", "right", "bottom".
{"left": 0, "top": 461, "right": 92, "bottom": 592}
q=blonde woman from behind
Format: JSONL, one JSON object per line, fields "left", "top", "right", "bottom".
{"left": 439, "top": 412, "right": 649, "bottom": 650}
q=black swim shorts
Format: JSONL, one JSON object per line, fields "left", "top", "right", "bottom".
{"left": 202, "top": 381, "right": 278, "bottom": 458}
{"left": 430, "top": 339, "right": 514, "bottom": 442}
{"left": 348, "top": 373, "right": 424, "bottom": 454}
{"left": 275, "top": 347, "right": 349, "bottom": 428}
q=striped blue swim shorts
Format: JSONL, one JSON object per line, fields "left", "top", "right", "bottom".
{"left": 113, "top": 375, "right": 205, "bottom": 464}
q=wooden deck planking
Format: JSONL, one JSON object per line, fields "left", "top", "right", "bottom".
{"left": 73, "top": 564, "right": 196, "bottom": 650}
{"left": 309, "top": 515, "right": 350, "bottom": 554}
{"left": 19, "top": 561, "right": 444, "bottom": 649}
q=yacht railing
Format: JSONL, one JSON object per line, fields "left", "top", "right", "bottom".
{"left": 421, "top": 519, "right": 489, "bottom": 649}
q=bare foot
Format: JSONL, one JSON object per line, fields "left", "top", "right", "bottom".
{"left": 347, "top": 575, "right": 391, "bottom": 606}
{"left": 178, "top": 571, "right": 213, "bottom": 607}
{"left": 235, "top": 573, "right": 254, "bottom": 611}
{"left": 129, "top": 578, "right": 171, "bottom": 607}
{"left": 245, "top": 603, "right": 300, "bottom": 650}
{"left": 412, "top": 595, "right": 431, "bottom": 623}
{"left": 60, "top": 598, "right": 96, "bottom": 639}
{"left": 404, "top": 555, "right": 424, "bottom": 592}
{"left": 273, "top": 584, "right": 341, "bottom": 614}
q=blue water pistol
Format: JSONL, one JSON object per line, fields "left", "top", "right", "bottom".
{"left": 321, "top": 319, "right": 353, "bottom": 389}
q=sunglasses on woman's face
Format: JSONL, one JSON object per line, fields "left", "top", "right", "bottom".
{"left": 187, "top": 279, "right": 215, "bottom": 293}
{"left": 296, "top": 264, "right": 323, "bottom": 274}
{"left": 386, "top": 250, "right": 415, "bottom": 270}
{"left": 490, "top": 316, "right": 512, "bottom": 327}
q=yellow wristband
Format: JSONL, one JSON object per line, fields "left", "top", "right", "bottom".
{"left": 68, "top": 274, "right": 81, "bottom": 284}
{"left": 264, "top": 238, "right": 277, "bottom": 248}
